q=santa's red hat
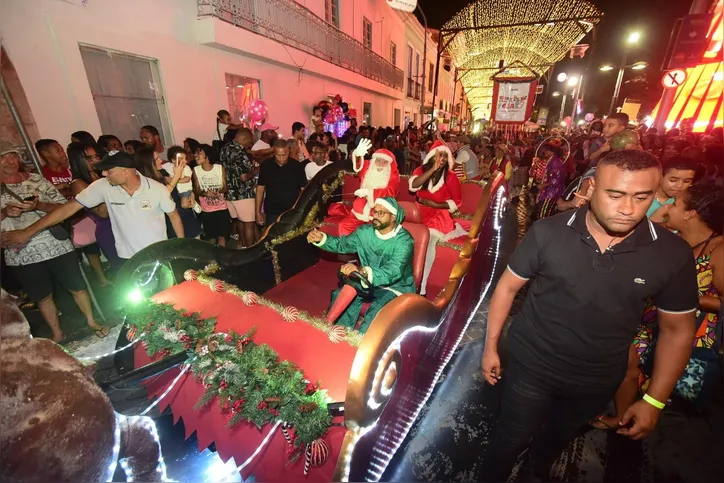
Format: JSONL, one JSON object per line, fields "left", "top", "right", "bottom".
{"left": 371, "top": 149, "right": 395, "bottom": 164}
{"left": 422, "top": 140, "right": 454, "bottom": 169}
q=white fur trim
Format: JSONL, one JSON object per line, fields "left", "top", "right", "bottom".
{"left": 375, "top": 225, "right": 402, "bottom": 240}
{"left": 423, "top": 144, "right": 454, "bottom": 166}
{"left": 352, "top": 208, "right": 371, "bottom": 221}
{"left": 427, "top": 173, "right": 445, "bottom": 193}
{"left": 362, "top": 266, "right": 373, "bottom": 283}
{"left": 408, "top": 175, "right": 422, "bottom": 192}
{"left": 354, "top": 188, "right": 369, "bottom": 198}
{"left": 371, "top": 151, "right": 393, "bottom": 164}
{"left": 446, "top": 200, "right": 458, "bottom": 213}
{"left": 374, "top": 198, "right": 398, "bottom": 215}
{"left": 312, "top": 232, "right": 328, "bottom": 247}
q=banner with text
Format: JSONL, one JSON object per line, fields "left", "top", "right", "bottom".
{"left": 491, "top": 80, "right": 537, "bottom": 124}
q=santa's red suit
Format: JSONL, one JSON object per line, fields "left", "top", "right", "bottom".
{"left": 409, "top": 140, "right": 463, "bottom": 237}
{"left": 332, "top": 149, "right": 400, "bottom": 235}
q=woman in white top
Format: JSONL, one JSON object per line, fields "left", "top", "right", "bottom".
{"left": 192, "top": 144, "right": 231, "bottom": 246}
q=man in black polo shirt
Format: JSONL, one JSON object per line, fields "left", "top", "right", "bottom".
{"left": 255, "top": 138, "right": 306, "bottom": 225}
{"left": 482, "top": 149, "right": 698, "bottom": 481}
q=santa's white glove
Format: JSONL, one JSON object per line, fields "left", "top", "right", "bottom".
{"left": 353, "top": 138, "right": 372, "bottom": 159}
{"left": 354, "top": 188, "right": 369, "bottom": 198}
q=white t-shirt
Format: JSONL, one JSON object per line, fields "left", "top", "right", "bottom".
{"left": 252, "top": 139, "right": 271, "bottom": 151}
{"left": 162, "top": 162, "right": 193, "bottom": 193}
{"left": 455, "top": 145, "right": 480, "bottom": 179}
{"left": 305, "top": 161, "right": 333, "bottom": 181}
{"left": 75, "top": 174, "right": 176, "bottom": 259}
{"left": 213, "top": 123, "right": 229, "bottom": 142}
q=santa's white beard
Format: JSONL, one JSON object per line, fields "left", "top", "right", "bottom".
{"left": 362, "top": 164, "right": 391, "bottom": 190}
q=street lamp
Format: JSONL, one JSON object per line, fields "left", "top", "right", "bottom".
{"left": 606, "top": 31, "right": 644, "bottom": 115}
{"left": 557, "top": 72, "right": 568, "bottom": 83}
{"left": 552, "top": 91, "right": 561, "bottom": 97}
{"left": 631, "top": 61, "right": 648, "bottom": 70}
{"left": 599, "top": 65, "right": 614, "bottom": 71}
{"left": 556, "top": 72, "right": 580, "bottom": 130}
{"left": 567, "top": 76, "right": 579, "bottom": 87}
{"left": 627, "top": 31, "right": 641, "bottom": 44}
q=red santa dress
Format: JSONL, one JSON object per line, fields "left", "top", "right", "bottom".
{"left": 334, "top": 149, "right": 400, "bottom": 235}
{"left": 408, "top": 141, "right": 463, "bottom": 237}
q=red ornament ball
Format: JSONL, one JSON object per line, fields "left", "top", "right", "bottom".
{"left": 309, "top": 438, "right": 329, "bottom": 467}
{"left": 126, "top": 326, "right": 138, "bottom": 342}
{"left": 210, "top": 280, "right": 225, "bottom": 293}
{"left": 183, "top": 269, "right": 198, "bottom": 281}
{"left": 281, "top": 306, "right": 299, "bottom": 323}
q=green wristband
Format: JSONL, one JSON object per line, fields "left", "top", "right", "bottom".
{"left": 643, "top": 393, "right": 665, "bottom": 410}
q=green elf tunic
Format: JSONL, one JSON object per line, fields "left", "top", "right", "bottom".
{"left": 314, "top": 198, "right": 415, "bottom": 333}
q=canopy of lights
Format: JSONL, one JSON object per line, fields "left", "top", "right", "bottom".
{"left": 441, "top": 0, "right": 603, "bottom": 120}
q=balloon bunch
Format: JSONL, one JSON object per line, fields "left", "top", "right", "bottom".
{"left": 317, "top": 94, "right": 356, "bottom": 125}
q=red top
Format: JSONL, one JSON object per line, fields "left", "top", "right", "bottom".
{"left": 41, "top": 165, "right": 73, "bottom": 200}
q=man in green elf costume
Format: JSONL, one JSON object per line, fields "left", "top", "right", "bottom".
{"left": 307, "top": 197, "right": 415, "bottom": 333}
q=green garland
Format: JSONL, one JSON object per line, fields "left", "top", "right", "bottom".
{"left": 125, "top": 301, "right": 332, "bottom": 445}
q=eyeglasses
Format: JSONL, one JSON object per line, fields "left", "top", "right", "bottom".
{"left": 372, "top": 210, "right": 391, "bottom": 217}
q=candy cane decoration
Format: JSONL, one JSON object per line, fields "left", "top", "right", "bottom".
{"left": 280, "top": 422, "right": 293, "bottom": 445}
{"left": 304, "top": 444, "right": 312, "bottom": 476}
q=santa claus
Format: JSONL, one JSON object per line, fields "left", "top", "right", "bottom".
{"left": 334, "top": 138, "right": 400, "bottom": 235}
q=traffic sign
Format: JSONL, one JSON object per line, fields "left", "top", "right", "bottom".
{"left": 662, "top": 69, "right": 687, "bottom": 89}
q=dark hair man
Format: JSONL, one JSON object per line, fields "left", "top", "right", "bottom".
{"left": 291, "top": 121, "right": 310, "bottom": 162}
{"left": 139, "top": 125, "right": 166, "bottom": 161}
{"left": 589, "top": 113, "right": 630, "bottom": 164}
{"left": 255, "top": 138, "right": 306, "bottom": 226}
{"left": 481, "top": 149, "right": 698, "bottom": 481}
{"left": 36, "top": 139, "right": 72, "bottom": 200}
{"left": 304, "top": 141, "right": 332, "bottom": 181}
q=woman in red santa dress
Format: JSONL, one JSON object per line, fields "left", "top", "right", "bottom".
{"left": 334, "top": 138, "right": 401, "bottom": 235}
{"left": 409, "top": 139, "right": 466, "bottom": 294}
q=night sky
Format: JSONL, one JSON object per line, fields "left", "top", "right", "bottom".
{"left": 416, "top": 0, "right": 694, "bottom": 117}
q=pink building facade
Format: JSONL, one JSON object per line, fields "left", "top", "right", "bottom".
{"left": 2, "top": 0, "right": 458, "bottom": 147}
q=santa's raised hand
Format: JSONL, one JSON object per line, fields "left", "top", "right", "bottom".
{"left": 353, "top": 138, "right": 372, "bottom": 159}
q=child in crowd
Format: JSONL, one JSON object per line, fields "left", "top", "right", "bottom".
{"left": 310, "top": 106, "right": 322, "bottom": 134}
{"left": 163, "top": 146, "right": 196, "bottom": 209}
{"left": 587, "top": 112, "right": 629, "bottom": 165}
{"left": 648, "top": 156, "right": 698, "bottom": 221}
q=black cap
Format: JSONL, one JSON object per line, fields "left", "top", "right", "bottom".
{"left": 95, "top": 150, "right": 136, "bottom": 171}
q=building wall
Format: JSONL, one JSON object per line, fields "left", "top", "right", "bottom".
{"left": 1, "top": 0, "right": 407, "bottom": 146}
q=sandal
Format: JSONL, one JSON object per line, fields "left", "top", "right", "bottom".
{"left": 93, "top": 326, "right": 110, "bottom": 338}
{"left": 590, "top": 415, "right": 618, "bottom": 430}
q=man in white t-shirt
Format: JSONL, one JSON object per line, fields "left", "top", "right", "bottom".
{"left": 252, "top": 122, "right": 279, "bottom": 151}
{"left": 305, "top": 141, "right": 333, "bottom": 181}
{"left": 3, "top": 151, "right": 184, "bottom": 262}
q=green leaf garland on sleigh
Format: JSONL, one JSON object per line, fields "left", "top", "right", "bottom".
{"left": 125, "top": 301, "right": 331, "bottom": 445}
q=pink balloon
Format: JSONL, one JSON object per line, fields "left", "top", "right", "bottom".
{"left": 248, "top": 99, "right": 268, "bottom": 124}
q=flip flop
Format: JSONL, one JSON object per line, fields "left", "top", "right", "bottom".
{"left": 590, "top": 415, "right": 618, "bottom": 430}
{"left": 93, "top": 326, "right": 110, "bottom": 338}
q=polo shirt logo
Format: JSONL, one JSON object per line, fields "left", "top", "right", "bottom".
{"left": 140, "top": 200, "right": 151, "bottom": 211}
{"left": 634, "top": 278, "right": 646, "bottom": 285}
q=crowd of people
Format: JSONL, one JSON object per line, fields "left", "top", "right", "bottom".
{"left": 0, "top": 99, "right": 722, "bottom": 481}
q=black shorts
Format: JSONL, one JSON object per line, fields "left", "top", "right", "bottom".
{"left": 11, "top": 251, "right": 87, "bottom": 302}
{"left": 81, "top": 243, "right": 101, "bottom": 256}
{"left": 201, "top": 210, "right": 231, "bottom": 238}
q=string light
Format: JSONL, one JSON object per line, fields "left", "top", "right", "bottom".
{"left": 441, "top": 0, "right": 603, "bottom": 113}
{"left": 139, "top": 362, "right": 194, "bottom": 416}
{"left": 210, "top": 421, "right": 282, "bottom": 483}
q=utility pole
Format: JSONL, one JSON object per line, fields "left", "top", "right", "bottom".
{"left": 418, "top": 5, "right": 428, "bottom": 123}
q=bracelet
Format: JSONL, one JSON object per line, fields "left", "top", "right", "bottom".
{"left": 642, "top": 393, "right": 666, "bottom": 410}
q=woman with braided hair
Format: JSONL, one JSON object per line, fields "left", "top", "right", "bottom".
{"left": 592, "top": 185, "right": 724, "bottom": 429}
